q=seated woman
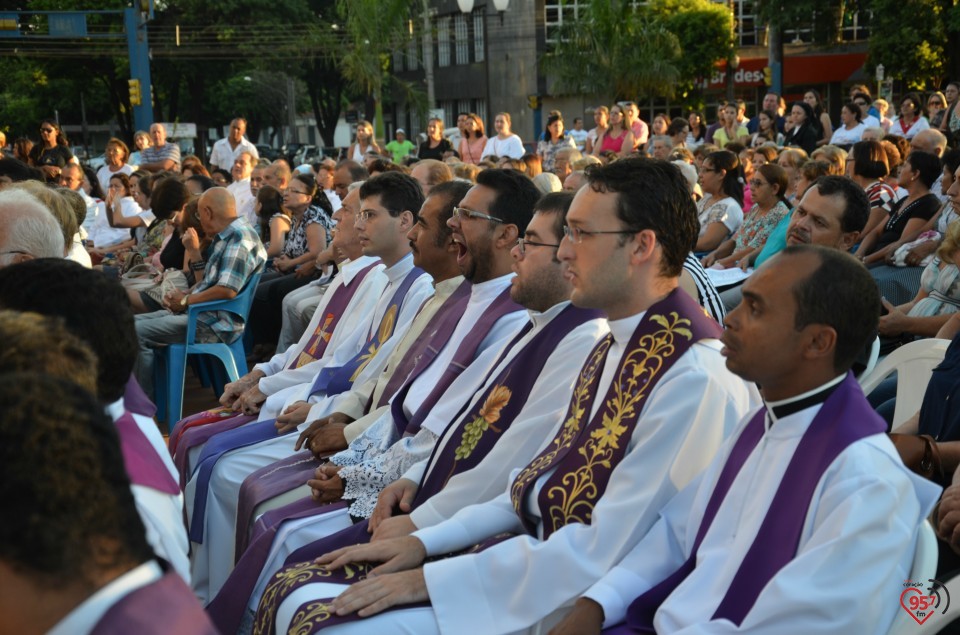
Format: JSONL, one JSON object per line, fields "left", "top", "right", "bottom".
{"left": 848, "top": 140, "right": 897, "bottom": 236}
{"left": 777, "top": 147, "right": 808, "bottom": 207}
{"left": 856, "top": 151, "right": 942, "bottom": 266}
{"left": 879, "top": 218, "right": 960, "bottom": 343}
{"left": 783, "top": 101, "right": 821, "bottom": 155}
{"left": 694, "top": 150, "right": 744, "bottom": 253}
{"left": 702, "top": 163, "right": 790, "bottom": 269}
{"left": 898, "top": 149, "right": 960, "bottom": 267}
{"left": 829, "top": 101, "right": 867, "bottom": 148}
{"left": 256, "top": 185, "right": 292, "bottom": 260}
{"left": 86, "top": 173, "right": 143, "bottom": 255}
{"left": 126, "top": 197, "right": 211, "bottom": 314}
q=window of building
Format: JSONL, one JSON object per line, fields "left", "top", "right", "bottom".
{"left": 473, "top": 9, "right": 485, "bottom": 62}
{"left": 438, "top": 16, "right": 451, "bottom": 67}
{"left": 455, "top": 14, "right": 469, "bottom": 65}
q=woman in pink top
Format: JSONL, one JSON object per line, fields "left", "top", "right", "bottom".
{"left": 458, "top": 113, "right": 488, "bottom": 165}
{"left": 592, "top": 104, "right": 635, "bottom": 158}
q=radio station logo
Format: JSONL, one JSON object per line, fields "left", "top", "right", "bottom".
{"left": 901, "top": 579, "right": 951, "bottom": 625}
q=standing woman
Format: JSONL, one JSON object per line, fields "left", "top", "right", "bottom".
{"left": 29, "top": 119, "right": 74, "bottom": 182}
{"left": 417, "top": 117, "right": 453, "bottom": 160}
{"left": 803, "top": 89, "right": 833, "bottom": 146}
{"left": 584, "top": 106, "right": 609, "bottom": 155}
{"left": 856, "top": 151, "right": 942, "bottom": 265}
{"left": 695, "top": 150, "right": 745, "bottom": 252}
{"left": 537, "top": 112, "right": 577, "bottom": 171}
{"left": 686, "top": 111, "right": 706, "bottom": 150}
{"left": 701, "top": 163, "right": 791, "bottom": 268}
{"left": 458, "top": 113, "right": 488, "bottom": 165}
{"left": 591, "top": 105, "right": 634, "bottom": 159}
{"left": 348, "top": 120, "right": 380, "bottom": 162}
{"left": 481, "top": 112, "right": 523, "bottom": 160}
{"left": 783, "top": 102, "right": 820, "bottom": 155}
{"left": 889, "top": 93, "right": 930, "bottom": 140}
{"left": 96, "top": 138, "right": 134, "bottom": 194}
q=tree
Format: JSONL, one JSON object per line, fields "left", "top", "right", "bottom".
{"left": 540, "top": 0, "right": 684, "bottom": 102}
{"left": 866, "top": 0, "right": 946, "bottom": 88}
{"left": 653, "top": 0, "right": 736, "bottom": 100}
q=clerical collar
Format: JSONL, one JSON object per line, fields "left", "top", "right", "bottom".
{"left": 765, "top": 373, "right": 845, "bottom": 422}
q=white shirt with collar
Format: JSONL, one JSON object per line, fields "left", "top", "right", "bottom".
{"left": 227, "top": 178, "right": 257, "bottom": 226}
{"left": 210, "top": 136, "right": 259, "bottom": 171}
{"left": 584, "top": 374, "right": 940, "bottom": 634}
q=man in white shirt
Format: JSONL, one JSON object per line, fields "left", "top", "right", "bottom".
{"left": 255, "top": 159, "right": 756, "bottom": 634}
{"left": 0, "top": 374, "right": 215, "bottom": 635}
{"left": 227, "top": 151, "right": 257, "bottom": 225}
{"left": 551, "top": 246, "right": 939, "bottom": 634}
{"left": 210, "top": 117, "right": 260, "bottom": 172}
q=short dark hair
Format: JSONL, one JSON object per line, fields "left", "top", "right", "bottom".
{"left": 584, "top": 158, "right": 698, "bottom": 277}
{"left": 906, "top": 151, "right": 943, "bottom": 189}
{"left": 851, "top": 140, "right": 889, "bottom": 179}
{"left": 186, "top": 174, "right": 215, "bottom": 192}
{"left": 534, "top": 191, "right": 574, "bottom": 260}
{"left": 0, "top": 157, "right": 42, "bottom": 182}
{"left": 784, "top": 245, "right": 879, "bottom": 373}
{"left": 474, "top": 168, "right": 541, "bottom": 235}
{"left": 359, "top": 171, "right": 425, "bottom": 219}
{"left": 842, "top": 101, "right": 864, "bottom": 122}
{"left": 943, "top": 149, "right": 960, "bottom": 177}
{"left": 852, "top": 91, "right": 872, "bottom": 105}
{"left": 336, "top": 160, "right": 370, "bottom": 182}
{"left": 426, "top": 180, "right": 471, "bottom": 246}
{"left": 812, "top": 175, "right": 870, "bottom": 234}
{"left": 0, "top": 373, "right": 151, "bottom": 584}
{"left": 149, "top": 176, "right": 191, "bottom": 221}
{"left": 0, "top": 259, "right": 138, "bottom": 402}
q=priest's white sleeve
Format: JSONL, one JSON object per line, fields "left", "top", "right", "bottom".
{"left": 413, "top": 488, "right": 526, "bottom": 556}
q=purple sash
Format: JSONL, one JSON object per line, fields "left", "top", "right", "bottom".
{"left": 309, "top": 266, "right": 425, "bottom": 396}
{"left": 374, "top": 280, "right": 473, "bottom": 409}
{"left": 622, "top": 373, "right": 885, "bottom": 632}
{"left": 415, "top": 305, "right": 604, "bottom": 505}
{"left": 511, "top": 289, "right": 721, "bottom": 538}
{"left": 289, "top": 261, "right": 380, "bottom": 370}
{"left": 389, "top": 286, "right": 523, "bottom": 437}
{"left": 170, "top": 411, "right": 256, "bottom": 486}
{"left": 124, "top": 375, "right": 156, "bottom": 418}
{"left": 115, "top": 412, "right": 180, "bottom": 495}
{"left": 94, "top": 569, "right": 217, "bottom": 634}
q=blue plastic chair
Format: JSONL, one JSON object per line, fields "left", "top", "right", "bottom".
{"left": 154, "top": 270, "right": 263, "bottom": 426}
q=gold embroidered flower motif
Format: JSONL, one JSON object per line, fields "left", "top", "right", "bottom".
{"left": 454, "top": 386, "right": 512, "bottom": 460}
{"left": 590, "top": 412, "right": 628, "bottom": 451}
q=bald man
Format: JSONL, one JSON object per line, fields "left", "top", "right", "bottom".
{"left": 134, "top": 187, "right": 267, "bottom": 399}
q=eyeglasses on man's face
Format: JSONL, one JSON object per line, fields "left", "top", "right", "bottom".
{"left": 452, "top": 207, "right": 504, "bottom": 224}
{"left": 516, "top": 237, "right": 560, "bottom": 256}
{"left": 562, "top": 225, "right": 636, "bottom": 244}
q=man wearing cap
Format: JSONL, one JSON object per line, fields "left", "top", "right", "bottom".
{"left": 386, "top": 130, "right": 416, "bottom": 165}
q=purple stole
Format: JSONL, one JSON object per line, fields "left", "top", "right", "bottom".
{"left": 170, "top": 410, "right": 257, "bottom": 487}
{"left": 511, "top": 289, "right": 720, "bottom": 538}
{"left": 186, "top": 266, "right": 425, "bottom": 544}
{"left": 616, "top": 373, "right": 886, "bottom": 632}
{"left": 288, "top": 261, "right": 380, "bottom": 370}
{"left": 124, "top": 375, "right": 156, "bottom": 418}
{"left": 229, "top": 280, "right": 474, "bottom": 557}
{"left": 308, "top": 265, "right": 425, "bottom": 396}
{"left": 115, "top": 411, "right": 180, "bottom": 495}
{"left": 389, "top": 286, "right": 523, "bottom": 437}
{"left": 94, "top": 569, "right": 218, "bottom": 634}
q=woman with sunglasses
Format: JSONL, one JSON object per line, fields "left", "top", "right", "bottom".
{"left": 928, "top": 91, "right": 949, "bottom": 129}
{"left": 28, "top": 119, "right": 74, "bottom": 182}
{"left": 889, "top": 93, "right": 930, "bottom": 140}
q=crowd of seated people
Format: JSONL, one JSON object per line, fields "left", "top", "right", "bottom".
{"left": 4, "top": 89, "right": 960, "bottom": 633}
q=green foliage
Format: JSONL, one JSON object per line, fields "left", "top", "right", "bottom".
{"left": 541, "top": 0, "right": 683, "bottom": 101}
{"left": 653, "top": 0, "right": 734, "bottom": 98}
{"left": 867, "top": 0, "right": 946, "bottom": 88}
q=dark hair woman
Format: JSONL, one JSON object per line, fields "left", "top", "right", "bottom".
{"left": 695, "top": 150, "right": 745, "bottom": 252}
{"left": 783, "top": 101, "right": 820, "bottom": 155}
{"left": 28, "top": 118, "right": 74, "bottom": 182}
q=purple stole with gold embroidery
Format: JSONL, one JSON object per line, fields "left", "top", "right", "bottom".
{"left": 94, "top": 569, "right": 218, "bottom": 634}
{"left": 187, "top": 266, "right": 425, "bottom": 543}
{"left": 616, "top": 373, "right": 885, "bottom": 633}
{"left": 511, "top": 288, "right": 720, "bottom": 537}
{"left": 308, "top": 265, "right": 425, "bottom": 396}
{"left": 288, "top": 261, "right": 380, "bottom": 370}
{"left": 390, "top": 286, "right": 523, "bottom": 437}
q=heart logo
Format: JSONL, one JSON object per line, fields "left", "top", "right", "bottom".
{"left": 900, "top": 587, "right": 936, "bottom": 625}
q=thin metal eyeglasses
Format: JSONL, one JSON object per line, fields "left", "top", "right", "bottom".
{"left": 516, "top": 237, "right": 560, "bottom": 255}
{"left": 452, "top": 206, "right": 504, "bottom": 224}
{"left": 562, "top": 225, "right": 636, "bottom": 244}
{"left": 357, "top": 209, "right": 403, "bottom": 223}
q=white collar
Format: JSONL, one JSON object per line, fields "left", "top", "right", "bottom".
{"left": 528, "top": 300, "right": 571, "bottom": 329}
{"left": 382, "top": 252, "right": 416, "bottom": 284}
{"left": 764, "top": 373, "right": 846, "bottom": 427}
{"left": 469, "top": 272, "right": 515, "bottom": 301}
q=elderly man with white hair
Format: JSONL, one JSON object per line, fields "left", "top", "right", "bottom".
{"left": 0, "top": 189, "right": 66, "bottom": 266}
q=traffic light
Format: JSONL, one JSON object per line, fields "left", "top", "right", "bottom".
{"left": 527, "top": 94, "right": 540, "bottom": 110}
{"left": 128, "top": 79, "right": 141, "bottom": 106}
{"left": 762, "top": 66, "right": 772, "bottom": 87}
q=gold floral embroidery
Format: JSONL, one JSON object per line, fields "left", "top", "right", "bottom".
{"left": 288, "top": 601, "right": 333, "bottom": 635}
{"left": 453, "top": 385, "right": 512, "bottom": 461}
{"left": 296, "top": 313, "right": 336, "bottom": 368}
{"left": 349, "top": 304, "right": 397, "bottom": 381}
{"left": 510, "top": 335, "right": 613, "bottom": 518}
{"left": 544, "top": 312, "right": 693, "bottom": 533}
{"left": 253, "top": 561, "right": 374, "bottom": 635}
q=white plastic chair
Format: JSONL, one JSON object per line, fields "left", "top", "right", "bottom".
{"left": 859, "top": 336, "right": 881, "bottom": 380}
{"left": 859, "top": 339, "right": 950, "bottom": 428}
{"left": 889, "top": 521, "right": 943, "bottom": 634}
